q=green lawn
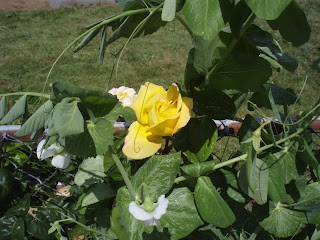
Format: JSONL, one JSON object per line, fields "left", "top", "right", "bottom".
{"left": 0, "top": 1, "right": 319, "bottom": 114}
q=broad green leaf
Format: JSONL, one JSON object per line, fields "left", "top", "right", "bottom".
{"left": 229, "top": 0, "right": 251, "bottom": 38}
{"left": 174, "top": 117, "right": 218, "bottom": 163}
{"left": 238, "top": 115, "right": 260, "bottom": 153}
{"left": 259, "top": 201, "right": 306, "bottom": 238}
{"left": 192, "top": 88, "right": 236, "bottom": 120}
{"left": 73, "top": 26, "right": 103, "bottom": 53}
{"left": 239, "top": 158, "right": 268, "bottom": 205}
{"left": 0, "top": 168, "right": 14, "bottom": 203}
{"left": 117, "top": 187, "right": 144, "bottom": 240}
{"left": 159, "top": 187, "right": 204, "bottom": 240}
{"left": 75, "top": 156, "right": 106, "bottom": 186}
{"left": 52, "top": 97, "right": 84, "bottom": 138}
{"left": 65, "top": 126, "right": 96, "bottom": 159}
{"left": 50, "top": 81, "right": 118, "bottom": 117}
{"left": 209, "top": 54, "right": 272, "bottom": 91}
{"left": 296, "top": 139, "right": 319, "bottom": 180}
{"left": 111, "top": 206, "right": 129, "bottom": 240}
{"left": 0, "top": 216, "right": 18, "bottom": 239}
{"left": 0, "top": 95, "right": 27, "bottom": 124}
{"left": 5, "top": 193, "right": 30, "bottom": 216}
{"left": 132, "top": 153, "right": 181, "bottom": 202}
{"left": 245, "top": 0, "right": 292, "bottom": 20}
{"left": 246, "top": 26, "right": 298, "bottom": 72}
{"left": 15, "top": 100, "right": 53, "bottom": 137}
{"left": 0, "top": 96, "right": 6, "bottom": 119}
{"left": 82, "top": 183, "right": 116, "bottom": 207}
{"left": 274, "top": 149, "right": 299, "bottom": 184}
{"left": 24, "top": 207, "right": 59, "bottom": 240}
{"left": 183, "top": 0, "right": 224, "bottom": 40}
{"left": 268, "top": 1, "right": 310, "bottom": 47}
{"left": 180, "top": 161, "right": 216, "bottom": 177}
{"left": 193, "top": 35, "right": 225, "bottom": 75}
{"left": 263, "top": 154, "right": 290, "bottom": 203}
{"left": 195, "top": 176, "right": 235, "bottom": 227}
{"left": 162, "top": 0, "right": 176, "bottom": 21}
{"left": 219, "top": 168, "right": 246, "bottom": 203}
{"left": 12, "top": 217, "right": 25, "bottom": 240}
{"left": 87, "top": 118, "right": 114, "bottom": 156}
{"left": 294, "top": 182, "right": 320, "bottom": 212}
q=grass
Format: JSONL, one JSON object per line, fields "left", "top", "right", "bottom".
{"left": 0, "top": 1, "right": 319, "bottom": 116}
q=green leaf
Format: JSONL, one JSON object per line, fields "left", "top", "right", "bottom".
{"left": 193, "top": 88, "right": 236, "bottom": 119}
{"left": 174, "top": 117, "right": 218, "bottom": 163}
{"left": 65, "top": 125, "right": 96, "bottom": 159}
{"left": 239, "top": 158, "right": 269, "bottom": 205}
{"left": 82, "top": 183, "right": 116, "bottom": 207}
{"left": 132, "top": 153, "right": 181, "bottom": 202}
{"left": 218, "top": 168, "right": 246, "bottom": 203}
{"left": 12, "top": 217, "right": 25, "bottom": 240}
{"left": 5, "top": 193, "right": 30, "bottom": 216}
{"left": 246, "top": 26, "right": 298, "bottom": 72}
{"left": 180, "top": 161, "right": 216, "bottom": 177}
{"left": 0, "top": 95, "right": 27, "bottom": 124}
{"left": 159, "top": 187, "right": 204, "bottom": 240}
{"left": 294, "top": 182, "right": 320, "bottom": 212}
{"left": 193, "top": 35, "right": 225, "bottom": 75}
{"left": 0, "top": 96, "right": 6, "bottom": 120}
{"left": 246, "top": 143, "right": 257, "bottom": 192}
{"left": 229, "top": 1, "right": 252, "bottom": 38}
{"left": 52, "top": 97, "right": 84, "bottom": 138}
{"left": 87, "top": 118, "right": 114, "bottom": 156}
{"left": 117, "top": 187, "right": 144, "bottom": 240}
{"left": 274, "top": 149, "right": 299, "bottom": 184}
{"left": 111, "top": 206, "right": 129, "bottom": 240}
{"left": 75, "top": 156, "right": 106, "bottom": 186}
{"left": 268, "top": 1, "right": 310, "bottom": 47}
{"left": 209, "top": 54, "right": 272, "bottom": 91}
{"left": 245, "top": 0, "right": 292, "bottom": 20}
{"left": 99, "top": 26, "right": 107, "bottom": 65}
{"left": 73, "top": 26, "right": 103, "bottom": 53}
{"left": 263, "top": 154, "right": 290, "bottom": 203}
{"left": 162, "top": 0, "right": 176, "bottom": 21}
{"left": 195, "top": 176, "right": 235, "bottom": 227}
{"left": 259, "top": 201, "right": 306, "bottom": 238}
{"left": 15, "top": 100, "right": 53, "bottom": 137}
{"left": 296, "top": 139, "right": 319, "bottom": 179}
{"left": 0, "top": 168, "right": 14, "bottom": 203}
{"left": 183, "top": 0, "right": 225, "bottom": 40}
{"left": 0, "top": 216, "right": 18, "bottom": 239}
{"left": 238, "top": 114, "right": 260, "bottom": 153}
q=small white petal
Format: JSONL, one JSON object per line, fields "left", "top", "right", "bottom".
{"left": 51, "top": 153, "right": 71, "bottom": 169}
{"left": 153, "top": 195, "right": 169, "bottom": 219}
{"left": 36, "top": 139, "right": 46, "bottom": 159}
{"left": 40, "top": 144, "right": 61, "bottom": 160}
{"left": 108, "top": 88, "right": 117, "bottom": 95}
{"left": 129, "top": 202, "right": 153, "bottom": 221}
{"left": 143, "top": 218, "right": 161, "bottom": 227}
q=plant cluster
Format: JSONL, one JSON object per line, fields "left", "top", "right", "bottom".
{"left": 1, "top": 0, "right": 320, "bottom": 239}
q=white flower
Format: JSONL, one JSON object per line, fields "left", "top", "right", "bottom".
{"left": 36, "top": 140, "right": 71, "bottom": 169}
{"left": 129, "top": 195, "right": 169, "bottom": 227}
{"left": 108, "top": 86, "right": 136, "bottom": 107}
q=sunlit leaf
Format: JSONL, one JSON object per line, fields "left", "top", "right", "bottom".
{"left": 0, "top": 95, "right": 27, "bottom": 124}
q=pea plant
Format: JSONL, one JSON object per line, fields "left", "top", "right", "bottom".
{"left": 1, "top": 0, "right": 320, "bottom": 239}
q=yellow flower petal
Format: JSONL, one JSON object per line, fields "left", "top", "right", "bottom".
{"left": 148, "top": 116, "right": 179, "bottom": 136}
{"left": 122, "top": 121, "right": 162, "bottom": 159}
{"left": 173, "top": 97, "right": 193, "bottom": 134}
{"left": 131, "top": 82, "right": 166, "bottom": 125}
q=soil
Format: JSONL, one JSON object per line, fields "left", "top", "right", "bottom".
{"left": 0, "top": 0, "right": 50, "bottom": 11}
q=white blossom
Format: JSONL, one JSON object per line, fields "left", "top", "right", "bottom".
{"left": 36, "top": 139, "right": 71, "bottom": 169}
{"left": 108, "top": 86, "right": 136, "bottom": 107}
{"left": 129, "top": 195, "right": 169, "bottom": 227}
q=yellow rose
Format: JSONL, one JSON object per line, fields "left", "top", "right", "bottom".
{"left": 122, "top": 82, "right": 193, "bottom": 159}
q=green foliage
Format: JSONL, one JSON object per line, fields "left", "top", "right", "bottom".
{"left": 1, "top": 0, "right": 320, "bottom": 239}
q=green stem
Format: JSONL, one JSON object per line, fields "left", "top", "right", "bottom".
{"left": 0, "top": 92, "right": 50, "bottom": 99}
{"left": 206, "top": 13, "right": 256, "bottom": 83}
{"left": 175, "top": 14, "right": 193, "bottom": 36}
{"left": 248, "top": 225, "right": 262, "bottom": 240}
{"left": 110, "top": 147, "right": 136, "bottom": 201}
